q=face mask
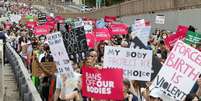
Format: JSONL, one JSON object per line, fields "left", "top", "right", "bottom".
{"left": 157, "top": 53, "right": 161, "bottom": 58}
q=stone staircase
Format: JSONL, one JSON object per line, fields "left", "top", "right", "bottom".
{"left": 3, "top": 64, "right": 21, "bottom": 101}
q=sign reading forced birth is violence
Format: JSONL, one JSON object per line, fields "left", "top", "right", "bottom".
{"left": 62, "top": 27, "right": 89, "bottom": 63}
{"left": 150, "top": 40, "right": 201, "bottom": 100}
{"left": 47, "top": 32, "right": 74, "bottom": 77}
{"left": 103, "top": 46, "right": 152, "bottom": 81}
{"left": 82, "top": 66, "right": 123, "bottom": 100}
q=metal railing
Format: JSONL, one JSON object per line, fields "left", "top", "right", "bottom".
{"left": 5, "top": 42, "right": 42, "bottom": 101}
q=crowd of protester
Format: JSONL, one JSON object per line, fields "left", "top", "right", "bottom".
{"left": 1, "top": 1, "right": 201, "bottom": 101}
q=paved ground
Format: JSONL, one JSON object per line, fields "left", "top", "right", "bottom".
{"left": 0, "top": 63, "right": 21, "bottom": 101}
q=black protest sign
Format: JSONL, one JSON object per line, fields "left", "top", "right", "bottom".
{"left": 62, "top": 27, "right": 89, "bottom": 63}
{"left": 57, "top": 23, "right": 68, "bottom": 33}
{"left": 129, "top": 36, "right": 147, "bottom": 49}
{"left": 38, "top": 13, "right": 47, "bottom": 24}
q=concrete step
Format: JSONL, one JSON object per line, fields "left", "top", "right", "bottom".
{"left": 3, "top": 63, "right": 21, "bottom": 101}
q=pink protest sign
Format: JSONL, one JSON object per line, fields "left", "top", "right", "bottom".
{"left": 94, "top": 28, "right": 111, "bottom": 42}
{"left": 26, "top": 21, "right": 37, "bottom": 29}
{"left": 109, "top": 23, "right": 128, "bottom": 35}
{"left": 82, "top": 66, "right": 124, "bottom": 100}
{"left": 104, "top": 16, "right": 116, "bottom": 22}
{"left": 33, "top": 25, "right": 51, "bottom": 35}
{"left": 85, "top": 32, "right": 96, "bottom": 48}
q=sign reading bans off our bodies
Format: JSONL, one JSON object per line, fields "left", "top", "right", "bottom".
{"left": 103, "top": 46, "right": 152, "bottom": 81}
{"left": 150, "top": 40, "right": 201, "bottom": 100}
{"left": 82, "top": 66, "right": 124, "bottom": 100}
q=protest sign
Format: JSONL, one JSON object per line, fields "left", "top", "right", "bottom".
{"left": 109, "top": 23, "right": 128, "bottom": 35}
{"left": 155, "top": 15, "right": 165, "bottom": 24}
{"left": 176, "top": 25, "right": 188, "bottom": 38}
{"left": 129, "top": 36, "right": 147, "bottom": 49}
{"left": 9, "top": 14, "right": 21, "bottom": 23}
{"left": 185, "top": 31, "right": 201, "bottom": 46}
{"left": 32, "top": 60, "right": 56, "bottom": 77}
{"left": 132, "top": 25, "right": 151, "bottom": 46}
{"left": 26, "top": 21, "right": 37, "bottom": 29}
{"left": 38, "top": 13, "right": 47, "bottom": 24}
{"left": 74, "top": 20, "right": 84, "bottom": 28}
{"left": 82, "top": 66, "right": 123, "bottom": 100}
{"left": 104, "top": 16, "right": 116, "bottom": 22}
{"left": 46, "top": 16, "right": 54, "bottom": 22}
{"left": 96, "top": 19, "right": 106, "bottom": 28}
{"left": 47, "top": 32, "right": 74, "bottom": 76}
{"left": 33, "top": 25, "right": 50, "bottom": 35}
{"left": 55, "top": 16, "right": 65, "bottom": 24}
{"left": 45, "top": 21, "right": 56, "bottom": 30}
{"left": 150, "top": 40, "right": 201, "bottom": 100}
{"left": 94, "top": 28, "right": 111, "bottom": 42}
{"left": 103, "top": 46, "right": 152, "bottom": 81}
{"left": 134, "top": 19, "right": 146, "bottom": 28}
{"left": 20, "top": 15, "right": 37, "bottom": 24}
{"left": 165, "top": 25, "right": 188, "bottom": 49}
{"left": 62, "top": 27, "right": 89, "bottom": 63}
{"left": 84, "top": 21, "right": 93, "bottom": 33}
{"left": 85, "top": 32, "right": 96, "bottom": 48}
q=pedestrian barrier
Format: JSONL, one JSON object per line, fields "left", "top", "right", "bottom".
{"left": 5, "top": 42, "right": 42, "bottom": 101}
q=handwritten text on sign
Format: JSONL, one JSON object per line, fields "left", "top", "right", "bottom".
{"left": 47, "top": 32, "right": 74, "bottom": 77}
{"left": 62, "top": 27, "right": 88, "bottom": 63}
{"left": 150, "top": 40, "right": 201, "bottom": 100}
{"left": 103, "top": 46, "right": 152, "bottom": 81}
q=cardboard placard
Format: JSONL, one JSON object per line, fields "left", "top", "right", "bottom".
{"left": 82, "top": 66, "right": 123, "bottom": 100}
{"left": 150, "top": 40, "right": 201, "bottom": 100}
{"left": 47, "top": 32, "right": 74, "bottom": 76}
{"left": 103, "top": 46, "right": 153, "bottom": 81}
{"left": 32, "top": 59, "right": 56, "bottom": 76}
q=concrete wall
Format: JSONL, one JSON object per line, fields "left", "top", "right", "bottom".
{"left": 120, "top": 8, "right": 201, "bottom": 33}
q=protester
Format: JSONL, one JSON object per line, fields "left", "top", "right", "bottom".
{"left": 2, "top": 2, "right": 201, "bottom": 101}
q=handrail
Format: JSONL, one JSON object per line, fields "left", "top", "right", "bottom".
{"left": 5, "top": 42, "right": 42, "bottom": 101}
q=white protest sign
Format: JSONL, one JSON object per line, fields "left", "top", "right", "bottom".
{"left": 155, "top": 15, "right": 165, "bottom": 24}
{"left": 150, "top": 40, "right": 201, "bottom": 100}
{"left": 9, "top": 14, "right": 21, "bottom": 23}
{"left": 74, "top": 20, "right": 84, "bottom": 28}
{"left": 46, "top": 32, "right": 74, "bottom": 77}
{"left": 131, "top": 19, "right": 151, "bottom": 46}
{"left": 103, "top": 46, "right": 152, "bottom": 81}
{"left": 134, "top": 26, "right": 151, "bottom": 46}
{"left": 134, "top": 19, "right": 146, "bottom": 28}
{"left": 84, "top": 21, "right": 93, "bottom": 33}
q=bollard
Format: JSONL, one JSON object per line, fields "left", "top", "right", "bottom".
{"left": 5, "top": 43, "right": 42, "bottom": 101}
{"left": 20, "top": 84, "right": 28, "bottom": 101}
{"left": 16, "top": 70, "right": 23, "bottom": 86}
{"left": 24, "top": 92, "right": 32, "bottom": 101}
{"left": 19, "top": 77, "right": 26, "bottom": 96}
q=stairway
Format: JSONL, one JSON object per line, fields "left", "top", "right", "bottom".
{"left": 3, "top": 64, "right": 21, "bottom": 101}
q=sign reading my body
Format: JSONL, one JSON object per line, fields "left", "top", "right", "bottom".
{"left": 107, "top": 49, "right": 147, "bottom": 59}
